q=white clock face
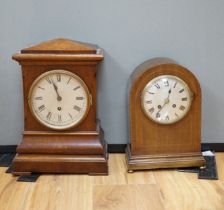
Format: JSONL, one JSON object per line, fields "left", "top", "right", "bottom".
{"left": 141, "top": 75, "right": 193, "bottom": 124}
{"left": 28, "top": 70, "right": 90, "bottom": 130}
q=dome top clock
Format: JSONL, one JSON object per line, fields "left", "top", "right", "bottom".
{"left": 126, "top": 57, "right": 205, "bottom": 172}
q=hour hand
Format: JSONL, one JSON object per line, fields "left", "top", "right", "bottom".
{"left": 156, "top": 94, "right": 170, "bottom": 115}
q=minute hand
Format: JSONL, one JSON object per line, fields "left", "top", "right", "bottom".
{"left": 52, "top": 82, "right": 62, "bottom": 101}
{"left": 167, "top": 88, "right": 171, "bottom": 99}
{"left": 156, "top": 88, "right": 171, "bottom": 115}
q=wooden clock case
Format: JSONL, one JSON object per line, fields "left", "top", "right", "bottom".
{"left": 12, "top": 38, "right": 108, "bottom": 175}
{"left": 126, "top": 58, "right": 205, "bottom": 171}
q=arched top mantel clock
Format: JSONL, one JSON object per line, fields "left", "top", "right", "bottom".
{"left": 126, "top": 57, "right": 205, "bottom": 172}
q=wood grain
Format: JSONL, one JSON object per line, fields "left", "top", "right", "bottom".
{"left": 94, "top": 154, "right": 156, "bottom": 185}
{"left": 20, "top": 38, "right": 97, "bottom": 54}
{"left": 126, "top": 58, "right": 205, "bottom": 170}
{"left": 0, "top": 154, "right": 224, "bottom": 210}
{"left": 153, "top": 170, "right": 224, "bottom": 210}
{"left": 93, "top": 184, "right": 164, "bottom": 210}
{"left": 216, "top": 153, "right": 224, "bottom": 180}
{"left": 21, "top": 64, "right": 98, "bottom": 132}
{"left": 11, "top": 38, "right": 108, "bottom": 175}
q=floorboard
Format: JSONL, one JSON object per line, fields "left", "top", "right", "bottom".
{"left": 0, "top": 154, "right": 223, "bottom": 210}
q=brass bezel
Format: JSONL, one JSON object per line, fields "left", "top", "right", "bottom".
{"left": 141, "top": 75, "right": 193, "bottom": 125}
{"left": 28, "top": 69, "right": 91, "bottom": 130}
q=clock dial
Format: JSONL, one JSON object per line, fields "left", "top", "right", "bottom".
{"left": 28, "top": 70, "right": 90, "bottom": 130}
{"left": 141, "top": 75, "right": 192, "bottom": 124}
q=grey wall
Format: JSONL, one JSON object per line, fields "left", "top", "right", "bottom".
{"left": 0, "top": 0, "right": 224, "bottom": 145}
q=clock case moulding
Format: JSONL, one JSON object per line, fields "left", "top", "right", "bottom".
{"left": 126, "top": 58, "right": 205, "bottom": 172}
{"left": 12, "top": 38, "right": 108, "bottom": 175}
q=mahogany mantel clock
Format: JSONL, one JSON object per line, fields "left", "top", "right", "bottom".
{"left": 126, "top": 58, "right": 205, "bottom": 172}
{"left": 12, "top": 38, "right": 108, "bottom": 175}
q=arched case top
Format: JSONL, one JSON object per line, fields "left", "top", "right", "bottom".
{"left": 126, "top": 57, "right": 205, "bottom": 171}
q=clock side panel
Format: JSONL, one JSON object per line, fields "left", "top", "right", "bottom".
{"left": 22, "top": 64, "right": 97, "bottom": 132}
{"left": 129, "top": 64, "right": 202, "bottom": 155}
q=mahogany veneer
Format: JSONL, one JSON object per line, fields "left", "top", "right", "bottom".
{"left": 12, "top": 38, "right": 108, "bottom": 175}
{"left": 126, "top": 58, "right": 205, "bottom": 171}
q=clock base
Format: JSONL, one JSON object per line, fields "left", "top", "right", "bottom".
{"left": 12, "top": 153, "right": 108, "bottom": 175}
{"left": 12, "top": 128, "right": 108, "bottom": 175}
{"left": 125, "top": 144, "right": 205, "bottom": 171}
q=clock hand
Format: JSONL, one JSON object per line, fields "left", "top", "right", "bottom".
{"left": 164, "top": 88, "right": 172, "bottom": 103}
{"left": 156, "top": 98, "right": 169, "bottom": 115}
{"left": 168, "top": 88, "right": 171, "bottom": 95}
{"left": 156, "top": 88, "right": 171, "bottom": 115}
{"left": 51, "top": 80, "right": 62, "bottom": 101}
{"left": 168, "top": 88, "right": 171, "bottom": 96}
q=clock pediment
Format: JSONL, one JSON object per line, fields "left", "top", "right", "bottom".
{"left": 21, "top": 38, "right": 98, "bottom": 54}
{"left": 12, "top": 38, "right": 103, "bottom": 62}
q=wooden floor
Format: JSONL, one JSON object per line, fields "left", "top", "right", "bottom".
{"left": 0, "top": 153, "right": 224, "bottom": 210}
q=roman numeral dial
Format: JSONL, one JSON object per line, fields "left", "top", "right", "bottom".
{"left": 141, "top": 75, "right": 192, "bottom": 124}
{"left": 28, "top": 70, "right": 91, "bottom": 130}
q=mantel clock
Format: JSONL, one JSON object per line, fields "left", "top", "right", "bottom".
{"left": 12, "top": 38, "right": 108, "bottom": 175}
{"left": 126, "top": 58, "right": 205, "bottom": 172}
